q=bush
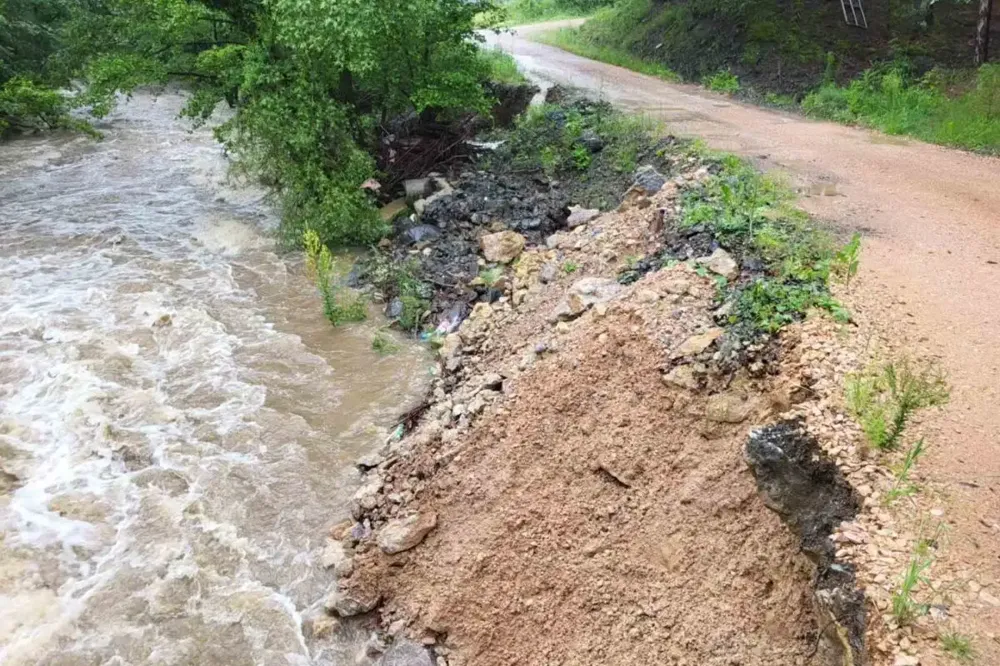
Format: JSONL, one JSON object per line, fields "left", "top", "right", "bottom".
{"left": 803, "top": 63, "right": 1000, "bottom": 153}
{"left": 703, "top": 70, "right": 740, "bottom": 94}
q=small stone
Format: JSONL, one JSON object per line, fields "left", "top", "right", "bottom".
{"left": 705, "top": 393, "right": 756, "bottom": 424}
{"left": 980, "top": 589, "right": 1000, "bottom": 607}
{"left": 377, "top": 512, "right": 439, "bottom": 555}
{"left": 696, "top": 248, "right": 739, "bottom": 280}
{"left": 555, "top": 321, "right": 571, "bottom": 334}
{"left": 593, "top": 303, "right": 608, "bottom": 318}
{"left": 671, "top": 328, "right": 724, "bottom": 359}
{"left": 636, "top": 289, "right": 660, "bottom": 303}
{"left": 892, "top": 655, "right": 919, "bottom": 666}
{"left": 539, "top": 263, "right": 558, "bottom": 284}
{"left": 380, "top": 638, "right": 435, "bottom": 666}
{"left": 480, "top": 231, "right": 526, "bottom": 264}
{"left": 663, "top": 366, "right": 699, "bottom": 390}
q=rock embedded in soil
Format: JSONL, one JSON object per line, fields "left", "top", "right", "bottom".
{"left": 705, "top": 392, "right": 756, "bottom": 423}
{"left": 671, "top": 328, "right": 724, "bottom": 359}
{"left": 321, "top": 539, "right": 355, "bottom": 578}
{"left": 566, "top": 206, "right": 601, "bottom": 228}
{"left": 480, "top": 231, "right": 526, "bottom": 264}
{"left": 696, "top": 248, "right": 739, "bottom": 280}
{"left": 663, "top": 365, "right": 700, "bottom": 390}
{"left": 377, "top": 512, "right": 439, "bottom": 555}
{"left": 633, "top": 165, "right": 667, "bottom": 195}
{"left": 378, "top": 638, "right": 435, "bottom": 666}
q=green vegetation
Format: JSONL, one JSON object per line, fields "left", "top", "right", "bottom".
{"left": 803, "top": 64, "right": 1000, "bottom": 153}
{"left": 532, "top": 0, "right": 1000, "bottom": 152}
{"left": 885, "top": 438, "right": 927, "bottom": 504}
{"left": 535, "top": 29, "right": 679, "bottom": 82}
{"left": 303, "top": 230, "right": 367, "bottom": 326}
{"left": 360, "top": 254, "right": 431, "bottom": 332}
{"left": 892, "top": 551, "right": 932, "bottom": 624}
{"left": 561, "top": 260, "right": 579, "bottom": 274}
{"left": 497, "top": 0, "right": 610, "bottom": 26}
{"left": 703, "top": 70, "right": 740, "bottom": 94}
{"left": 845, "top": 358, "right": 949, "bottom": 451}
{"left": 831, "top": 233, "right": 862, "bottom": 289}
{"left": 681, "top": 152, "right": 847, "bottom": 333}
{"left": 479, "top": 48, "right": 527, "bottom": 85}
{"left": 940, "top": 631, "right": 975, "bottom": 663}
{"left": 372, "top": 330, "right": 400, "bottom": 355}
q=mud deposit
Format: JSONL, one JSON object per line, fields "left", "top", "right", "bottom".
{"left": 326, "top": 167, "right": 863, "bottom": 665}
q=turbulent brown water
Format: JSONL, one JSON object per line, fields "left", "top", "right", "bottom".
{"left": 0, "top": 93, "right": 431, "bottom": 665}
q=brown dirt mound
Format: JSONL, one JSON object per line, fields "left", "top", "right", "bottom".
{"left": 334, "top": 176, "right": 857, "bottom": 666}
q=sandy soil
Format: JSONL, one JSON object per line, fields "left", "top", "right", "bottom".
{"left": 487, "top": 23, "right": 1000, "bottom": 663}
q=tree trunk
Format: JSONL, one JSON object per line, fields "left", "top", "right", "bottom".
{"left": 976, "top": 0, "right": 994, "bottom": 66}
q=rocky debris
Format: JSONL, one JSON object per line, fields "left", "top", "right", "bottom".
{"left": 705, "top": 392, "right": 757, "bottom": 423}
{"left": 325, "top": 586, "right": 381, "bottom": 617}
{"left": 696, "top": 248, "right": 739, "bottom": 280}
{"left": 670, "top": 328, "right": 724, "bottom": 359}
{"left": 401, "top": 224, "right": 441, "bottom": 246}
{"left": 632, "top": 165, "right": 667, "bottom": 195}
{"left": 480, "top": 231, "right": 526, "bottom": 264}
{"left": 377, "top": 512, "right": 439, "bottom": 555}
{"left": 552, "top": 277, "right": 623, "bottom": 321}
{"left": 566, "top": 206, "right": 601, "bottom": 228}
{"left": 378, "top": 638, "right": 435, "bottom": 666}
{"left": 663, "top": 365, "right": 699, "bottom": 390}
{"left": 577, "top": 129, "right": 605, "bottom": 153}
{"left": 353, "top": 474, "right": 386, "bottom": 518}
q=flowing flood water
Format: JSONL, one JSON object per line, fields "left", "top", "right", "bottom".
{"left": 0, "top": 93, "right": 431, "bottom": 665}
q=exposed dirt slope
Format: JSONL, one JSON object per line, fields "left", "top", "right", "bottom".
{"left": 490, "top": 24, "right": 1000, "bottom": 663}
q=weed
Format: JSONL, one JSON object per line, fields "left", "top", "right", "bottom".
{"left": 831, "top": 233, "right": 861, "bottom": 288}
{"left": 624, "top": 254, "right": 640, "bottom": 268}
{"left": 703, "top": 69, "right": 740, "bottom": 94}
{"left": 562, "top": 260, "right": 579, "bottom": 274}
{"left": 478, "top": 48, "right": 527, "bottom": 86}
{"left": 572, "top": 143, "right": 593, "bottom": 170}
{"left": 479, "top": 266, "right": 505, "bottom": 288}
{"left": 846, "top": 358, "right": 949, "bottom": 450}
{"left": 303, "top": 230, "right": 368, "bottom": 326}
{"left": 892, "top": 553, "right": 932, "bottom": 625}
{"left": 360, "top": 253, "right": 431, "bottom": 332}
{"left": 884, "top": 438, "right": 926, "bottom": 504}
{"left": 940, "top": 631, "right": 975, "bottom": 662}
{"left": 372, "top": 330, "right": 400, "bottom": 355}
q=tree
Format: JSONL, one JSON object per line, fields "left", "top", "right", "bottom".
{"left": 975, "top": 0, "right": 993, "bottom": 65}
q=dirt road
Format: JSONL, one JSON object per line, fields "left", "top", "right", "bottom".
{"left": 491, "top": 21, "right": 1000, "bottom": 659}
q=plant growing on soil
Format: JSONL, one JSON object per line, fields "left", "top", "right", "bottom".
{"left": 831, "top": 233, "right": 862, "bottom": 289}
{"left": 703, "top": 69, "right": 740, "bottom": 94}
{"left": 846, "top": 358, "right": 949, "bottom": 451}
{"left": 892, "top": 552, "right": 932, "bottom": 624}
{"left": 940, "top": 631, "right": 975, "bottom": 662}
{"left": 303, "top": 230, "right": 367, "bottom": 326}
{"left": 561, "top": 260, "right": 579, "bottom": 274}
{"left": 479, "top": 267, "right": 505, "bottom": 287}
{"left": 884, "top": 438, "right": 926, "bottom": 504}
{"left": 360, "top": 253, "right": 431, "bottom": 332}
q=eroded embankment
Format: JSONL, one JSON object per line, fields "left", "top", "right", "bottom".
{"left": 313, "top": 130, "right": 867, "bottom": 665}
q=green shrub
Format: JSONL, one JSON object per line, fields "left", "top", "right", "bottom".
{"left": 303, "top": 230, "right": 368, "bottom": 326}
{"left": 478, "top": 48, "right": 527, "bottom": 85}
{"left": 703, "top": 69, "right": 740, "bottom": 94}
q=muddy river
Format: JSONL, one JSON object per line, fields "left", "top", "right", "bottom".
{"left": 0, "top": 93, "right": 431, "bottom": 665}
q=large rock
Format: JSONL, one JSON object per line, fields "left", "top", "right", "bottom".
{"left": 705, "top": 393, "right": 756, "bottom": 424}
{"left": 377, "top": 512, "right": 438, "bottom": 555}
{"left": 324, "top": 586, "right": 381, "bottom": 617}
{"left": 633, "top": 165, "right": 667, "bottom": 195}
{"left": 670, "top": 328, "right": 724, "bottom": 359}
{"left": 379, "top": 638, "right": 434, "bottom": 666}
{"left": 566, "top": 206, "right": 601, "bottom": 228}
{"left": 320, "top": 539, "right": 355, "bottom": 578}
{"left": 697, "top": 248, "right": 739, "bottom": 280}
{"left": 553, "top": 278, "right": 623, "bottom": 321}
{"left": 480, "top": 231, "right": 526, "bottom": 264}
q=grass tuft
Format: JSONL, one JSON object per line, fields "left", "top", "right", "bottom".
{"left": 534, "top": 28, "right": 680, "bottom": 82}
{"left": 892, "top": 552, "right": 932, "bottom": 625}
{"left": 303, "top": 230, "right": 368, "bottom": 326}
{"left": 478, "top": 48, "right": 528, "bottom": 85}
{"left": 846, "top": 358, "right": 949, "bottom": 451}
{"left": 703, "top": 69, "right": 740, "bottom": 94}
{"left": 940, "top": 631, "right": 975, "bottom": 663}
{"left": 884, "top": 438, "right": 926, "bottom": 504}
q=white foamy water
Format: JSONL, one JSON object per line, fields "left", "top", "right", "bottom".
{"left": 0, "top": 93, "right": 431, "bottom": 665}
